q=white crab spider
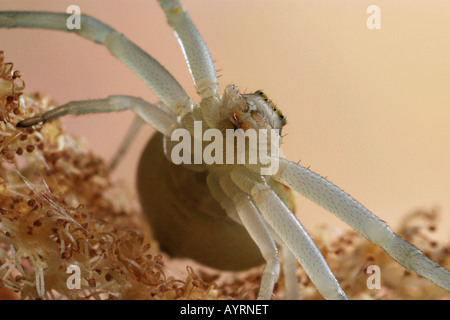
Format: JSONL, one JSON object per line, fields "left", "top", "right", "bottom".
{"left": 1, "top": 0, "right": 449, "bottom": 300}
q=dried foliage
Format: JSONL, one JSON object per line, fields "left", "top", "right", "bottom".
{"left": 0, "top": 52, "right": 448, "bottom": 300}
{"left": 219, "top": 207, "right": 450, "bottom": 300}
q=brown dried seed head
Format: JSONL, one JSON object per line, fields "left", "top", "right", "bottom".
{"left": 33, "top": 219, "right": 42, "bottom": 227}
{"left": 366, "top": 254, "right": 376, "bottom": 261}
{"left": 87, "top": 278, "right": 96, "bottom": 287}
{"left": 61, "top": 251, "right": 72, "bottom": 259}
{"left": 1, "top": 146, "right": 9, "bottom": 155}
{"left": 5, "top": 152, "right": 14, "bottom": 162}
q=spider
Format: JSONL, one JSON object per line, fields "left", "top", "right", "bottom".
{"left": 1, "top": 0, "right": 449, "bottom": 300}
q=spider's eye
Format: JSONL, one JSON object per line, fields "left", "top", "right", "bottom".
{"left": 258, "top": 91, "right": 264, "bottom": 96}
{"left": 280, "top": 114, "right": 284, "bottom": 120}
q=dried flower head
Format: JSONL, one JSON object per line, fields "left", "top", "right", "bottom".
{"left": 0, "top": 52, "right": 220, "bottom": 300}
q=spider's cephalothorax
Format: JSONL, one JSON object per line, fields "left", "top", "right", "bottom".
{"left": 1, "top": 0, "right": 449, "bottom": 300}
{"left": 220, "top": 85, "right": 286, "bottom": 135}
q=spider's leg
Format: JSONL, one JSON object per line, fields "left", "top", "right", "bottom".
{"left": 234, "top": 196, "right": 281, "bottom": 300}
{"left": 218, "top": 174, "right": 280, "bottom": 300}
{"left": 273, "top": 158, "right": 450, "bottom": 292}
{"left": 230, "top": 168, "right": 348, "bottom": 300}
{"left": 17, "top": 95, "right": 179, "bottom": 137}
{"left": 109, "top": 116, "right": 145, "bottom": 170}
{"left": 262, "top": 226, "right": 299, "bottom": 299}
{"left": 210, "top": 172, "right": 300, "bottom": 299}
{"left": 269, "top": 178, "right": 300, "bottom": 299}
{"left": 107, "top": 101, "right": 178, "bottom": 170}
{"left": 280, "top": 242, "right": 300, "bottom": 299}
{"left": 158, "top": 0, "right": 222, "bottom": 128}
{"left": 0, "top": 12, "right": 193, "bottom": 116}
{"left": 207, "top": 173, "right": 241, "bottom": 224}
{"left": 158, "top": 0, "right": 219, "bottom": 100}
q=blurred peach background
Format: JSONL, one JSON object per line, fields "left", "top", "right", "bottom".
{"left": 1, "top": 0, "right": 449, "bottom": 238}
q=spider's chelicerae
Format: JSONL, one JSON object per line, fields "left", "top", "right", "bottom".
{"left": 1, "top": 0, "right": 449, "bottom": 300}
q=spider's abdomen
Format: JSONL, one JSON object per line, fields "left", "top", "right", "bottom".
{"left": 137, "top": 132, "right": 265, "bottom": 270}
